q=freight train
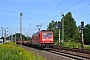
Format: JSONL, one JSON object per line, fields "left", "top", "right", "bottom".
{"left": 17, "top": 30, "right": 54, "bottom": 49}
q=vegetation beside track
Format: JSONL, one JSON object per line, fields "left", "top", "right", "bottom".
{"left": 63, "top": 42, "right": 90, "bottom": 50}
{"left": 55, "top": 41, "right": 90, "bottom": 50}
{"left": 0, "top": 42, "right": 45, "bottom": 60}
{"left": 84, "top": 45, "right": 90, "bottom": 50}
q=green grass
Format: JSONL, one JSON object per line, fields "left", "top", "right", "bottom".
{"left": 63, "top": 42, "right": 80, "bottom": 48}
{"left": 84, "top": 45, "right": 90, "bottom": 50}
{"left": 0, "top": 42, "right": 46, "bottom": 60}
{"left": 63, "top": 42, "right": 90, "bottom": 50}
{"left": 55, "top": 41, "right": 90, "bottom": 50}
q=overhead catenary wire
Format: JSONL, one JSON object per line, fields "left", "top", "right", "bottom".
{"left": 41, "top": 0, "right": 64, "bottom": 19}
{"left": 62, "top": 0, "right": 83, "bottom": 12}
{"left": 53, "top": 0, "right": 84, "bottom": 19}
{"left": 36, "top": 0, "right": 65, "bottom": 30}
{"left": 50, "top": 0, "right": 65, "bottom": 18}
{"left": 76, "top": 14, "right": 90, "bottom": 19}
{"left": 76, "top": 3, "right": 90, "bottom": 19}
{"left": 31, "top": 0, "right": 86, "bottom": 32}
{"left": 73, "top": 3, "right": 90, "bottom": 13}
{"left": 41, "top": 0, "right": 83, "bottom": 25}
{"left": 40, "top": 0, "right": 64, "bottom": 24}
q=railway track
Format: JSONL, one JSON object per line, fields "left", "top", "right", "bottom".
{"left": 21, "top": 44, "right": 90, "bottom": 60}
{"left": 45, "top": 48, "right": 90, "bottom": 60}
{"left": 60, "top": 47, "right": 90, "bottom": 54}
{"left": 47, "top": 50, "right": 90, "bottom": 60}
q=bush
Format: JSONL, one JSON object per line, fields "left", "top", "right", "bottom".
{"left": 63, "top": 42, "right": 80, "bottom": 48}
{"left": 0, "top": 42, "right": 45, "bottom": 60}
{"left": 84, "top": 45, "right": 90, "bottom": 50}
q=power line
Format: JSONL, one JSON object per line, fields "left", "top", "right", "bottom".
{"left": 41, "top": 0, "right": 83, "bottom": 25}
{"left": 76, "top": 3, "right": 90, "bottom": 19}
{"left": 51, "top": 0, "right": 65, "bottom": 18}
{"left": 62, "top": 0, "right": 83, "bottom": 12}
{"left": 41, "top": 0, "right": 64, "bottom": 24}
{"left": 76, "top": 14, "right": 90, "bottom": 19}
{"left": 31, "top": 0, "right": 84, "bottom": 31}
{"left": 53, "top": 0, "right": 83, "bottom": 18}
{"left": 41, "top": 0, "right": 64, "bottom": 20}
{"left": 74, "top": 3, "right": 90, "bottom": 13}
{"left": 33, "top": 0, "right": 64, "bottom": 30}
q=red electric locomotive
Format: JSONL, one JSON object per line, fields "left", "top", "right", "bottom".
{"left": 32, "top": 30, "right": 54, "bottom": 49}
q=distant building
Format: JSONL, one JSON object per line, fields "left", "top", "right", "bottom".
{"left": 6, "top": 40, "right": 11, "bottom": 42}
{"left": 0, "top": 39, "right": 4, "bottom": 44}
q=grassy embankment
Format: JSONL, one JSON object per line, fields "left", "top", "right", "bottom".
{"left": 63, "top": 42, "right": 90, "bottom": 50}
{"left": 55, "top": 41, "right": 90, "bottom": 50}
{"left": 0, "top": 42, "right": 46, "bottom": 60}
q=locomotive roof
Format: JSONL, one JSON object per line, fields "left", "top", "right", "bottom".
{"left": 33, "top": 30, "right": 52, "bottom": 35}
{"left": 41, "top": 30, "right": 52, "bottom": 32}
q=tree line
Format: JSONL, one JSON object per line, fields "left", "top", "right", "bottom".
{"left": 2, "top": 12, "right": 90, "bottom": 45}
{"left": 6, "top": 33, "right": 31, "bottom": 41}
{"left": 47, "top": 12, "right": 90, "bottom": 45}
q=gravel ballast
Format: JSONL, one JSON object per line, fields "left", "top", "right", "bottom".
{"left": 20, "top": 45, "right": 73, "bottom": 60}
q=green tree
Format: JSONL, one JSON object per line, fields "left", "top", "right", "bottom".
{"left": 84, "top": 24, "right": 90, "bottom": 45}
{"left": 61, "top": 12, "right": 79, "bottom": 42}
{"left": 47, "top": 20, "right": 57, "bottom": 31}
{"left": 6, "top": 33, "right": 28, "bottom": 41}
{"left": 47, "top": 12, "right": 79, "bottom": 44}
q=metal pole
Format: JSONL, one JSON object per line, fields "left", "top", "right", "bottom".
{"left": 20, "top": 13, "right": 23, "bottom": 45}
{"left": 4, "top": 29, "right": 6, "bottom": 43}
{"left": 81, "top": 30, "right": 84, "bottom": 50}
{"left": 2, "top": 30, "right": 3, "bottom": 37}
{"left": 1, "top": 27, "right": 8, "bottom": 43}
{"left": 59, "top": 29, "right": 60, "bottom": 46}
{"left": 62, "top": 14, "right": 64, "bottom": 45}
{"left": 4, "top": 29, "right": 5, "bottom": 43}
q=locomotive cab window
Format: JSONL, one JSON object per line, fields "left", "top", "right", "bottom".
{"left": 43, "top": 33, "right": 47, "bottom": 37}
{"left": 47, "top": 33, "right": 52, "bottom": 37}
{"left": 42, "top": 33, "right": 52, "bottom": 37}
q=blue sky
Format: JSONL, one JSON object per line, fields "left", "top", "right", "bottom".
{"left": 0, "top": 0, "right": 90, "bottom": 37}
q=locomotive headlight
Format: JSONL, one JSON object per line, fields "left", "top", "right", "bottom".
{"left": 42, "top": 39, "right": 45, "bottom": 41}
{"left": 42, "top": 39, "right": 45, "bottom": 43}
{"left": 50, "top": 39, "right": 53, "bottom": 41}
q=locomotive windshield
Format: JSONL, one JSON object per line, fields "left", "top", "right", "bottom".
{"left": 47, "top": 33, "right": 52, "bottom": 37}
{"left": 42, "top": 33, "right": 52, "bottom": 37}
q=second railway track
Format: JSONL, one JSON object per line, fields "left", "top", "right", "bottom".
{"left": 45, "top": 48, "right": 90, "bottom": 60}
